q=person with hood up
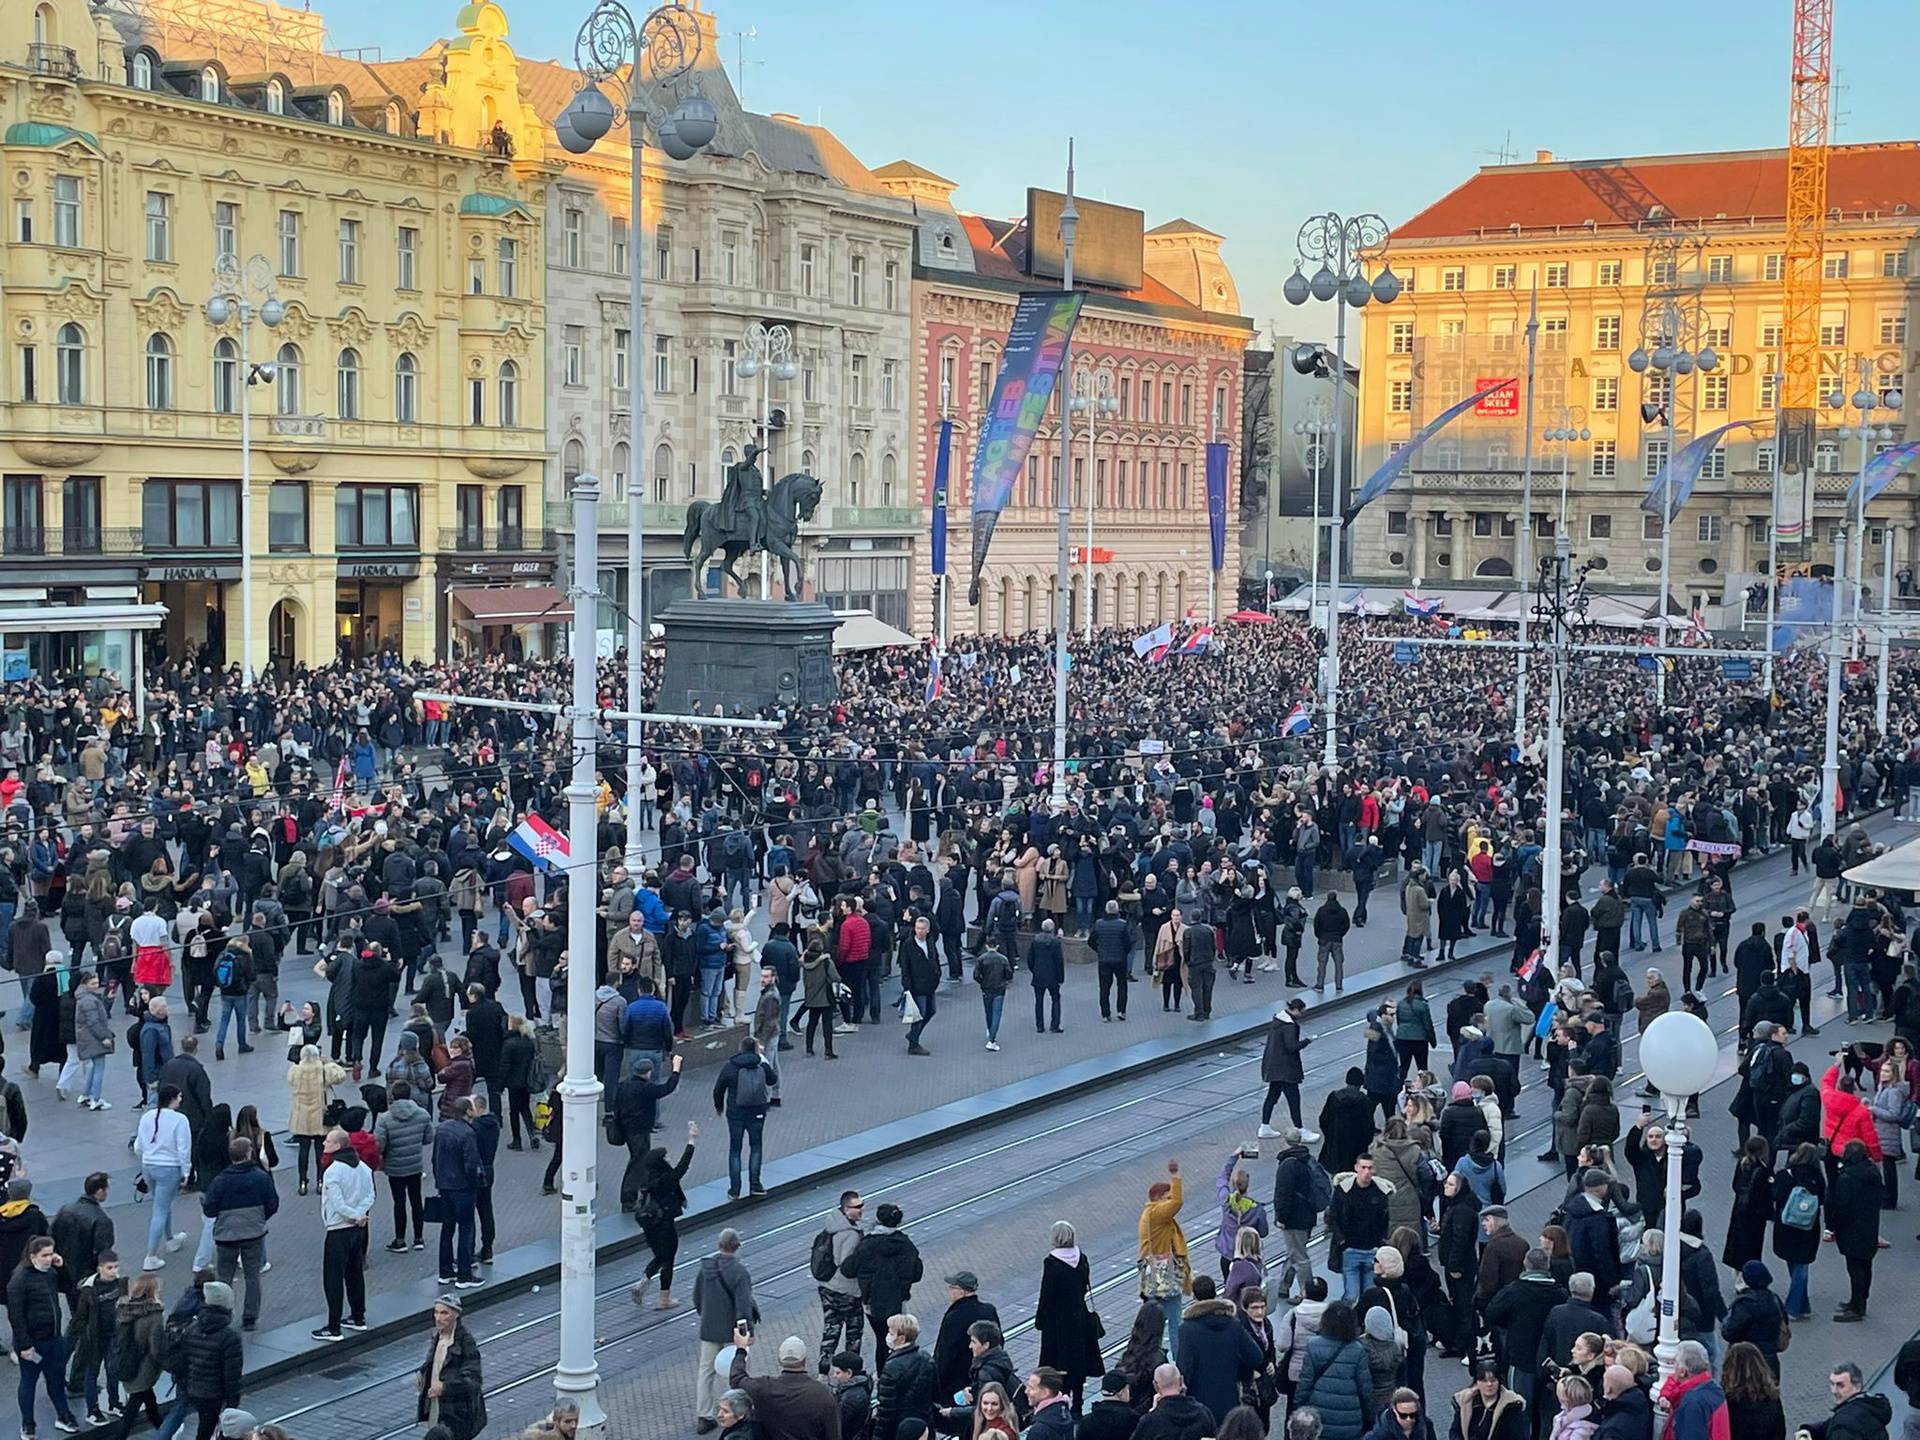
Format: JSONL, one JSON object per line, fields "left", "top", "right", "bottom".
{"left": 843, "top": 1202, "right": 924, "bottom": 1361}
{"left": 1719, "top": 1262, "right": 1788, "bottom": 1378}
{"left": 1369, "top": 1120, "right": 1430, "bottom": 1240}
{"left": 1654, "top": 1343, "right": 1725, "bottom": 1440}
{"left": 1435, "top": 1176, "right": 1482, "bottom": 1357}
{"left": 374, "top": 1080, "right": 434, "bottom": 1252}
{"left": 1173, "top": 1274, "right": 1260, "bottom": 1430}
{"left": 1362, "top": 1305, "right": 1407, "bottom": 1413}
{"left": 0, "top": 1177, "right": 49, "bottom": 1280}
{"left": 1322, "top": 1067, "right": 1381, "bottom": 1176}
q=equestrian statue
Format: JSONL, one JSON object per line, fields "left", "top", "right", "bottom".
{"left": 682, "top": 443, "right": 824, "bottom": 600}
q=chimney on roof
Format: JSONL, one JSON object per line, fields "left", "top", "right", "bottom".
{"left": 1535, "top": 149, "right": 1554, "bottom": 163}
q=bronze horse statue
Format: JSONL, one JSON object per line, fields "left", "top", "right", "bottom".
{"left": 682, "top": 470, "right": 823, "bottom": 600}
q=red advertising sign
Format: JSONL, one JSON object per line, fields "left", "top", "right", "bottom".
{"left": 1474, "top": 378, "right": 1520, "bottom": 416}
{"left": 1069, "top": 545, "right": 1115, "bottom": 564}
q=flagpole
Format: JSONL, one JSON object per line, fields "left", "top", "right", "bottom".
{"left": 1514, "top": 282, "right": 1539, "bottom": 755}
{"left": 1050, "top": 141, "right": 1076, "bottom": 809}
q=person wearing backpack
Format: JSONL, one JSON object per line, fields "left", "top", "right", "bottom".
{"left": 209, "top": 938, "right": 254, "bottom": 1063}
{"left": 711, "top": 1038, "right": 776, "bottom": 1200}
{"left": 1771, "top": 1141, "right": 1825, "bottom": 1322}
{"left": 813, "top": 1191, "right": 868, "bottom": 1375}
{"left": 109, "top": 1272, "right": 166, "bottom": 1440}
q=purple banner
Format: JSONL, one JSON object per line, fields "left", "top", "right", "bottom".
{"left": 1848, "top": 437, "right": 1920, "bottom": 508}
{"left": 1205, "top": 441, "right": 1229, "bottom": 573}
{"left": 1345, "top": 379, "right": 1515, "bottom": 521}
{"left": 967, "top": 290, "right": 1086, "bottom": 604}
{"left": 930, "top": 418, "right": 952, "bottom": 576}
{"left": 1641, "top": 419, "right": 1761, "bottom": 522}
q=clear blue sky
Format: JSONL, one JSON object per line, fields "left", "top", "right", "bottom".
{"left": 317, "top": 0, "right": 1914, "bottom": 343}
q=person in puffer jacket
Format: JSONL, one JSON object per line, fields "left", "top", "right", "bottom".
{"left": 374, "top": 1081, "right": 435, "bottom": 1252}
{"left": 1821, "top": 1062, "right": 1883, "bottom": 1163}
{"left": 197, "top": 1137, "right": 279, "bottom": 1329}
{"left": 180, "top": 1280, "right": 243, "bottom": 1438}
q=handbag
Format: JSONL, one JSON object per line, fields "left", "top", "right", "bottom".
{"left": 423, "top": 1193, "right": 450, "bottom": 1225}
{"left": 1083, "top": 1285, "right": 1106, "bottom": 1339}
{"left": 1624, "top": 1268, "right": 1658, "bottom": 1344}
{"left": 1138, "top": 1253, "right": 1185, "bottom": 1300}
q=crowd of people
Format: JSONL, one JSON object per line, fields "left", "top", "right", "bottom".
{"left": 0, "top": 605, "right": 1905, "bottom": 1440}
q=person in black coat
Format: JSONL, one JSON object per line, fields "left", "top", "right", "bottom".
{"left": 842, "top": 1204, "right": 924, "bottom": 1358}
{"left": 1260, "top": 1000, "right": 1310, "bottom": 1132}
{"left": 1829, "top": 1142, "right": 1883, "bottom": 1320}
{"left": 1435, "top": 1177, "right": 1481, "bottom": 1356}
{"left": 1536, "top": 1276, "right": 1610, "bottom": 1377}
{"left": 1482, "top": 1253, "right": 1565, "bottom": 1412}
{"left": 7, "top": 1236, "right": 77, "bottom": 1434}
{"left": 181, "top": 1280, "right": 243, "bottom": 1440}
{"left": 1719, "top": 1262, "right": 1789, "bottom": 1377}
{"left": 931, "top": 1273, "right": 1000, "bottom": 1403}
{"left": 872, "top": 1318, "right": 936, "bottom": 1440}
{"left": 1721, "top": 1139, "right": 1776, "bottom": 1273}
{"left": 1592, "top": 1370, "right": 1653, "bottom": 1440}
{"left": 415, "top": 1299, "right": 487, "bottom": 1440}
{"left": 1321, "top": 1068, "right": 1380, "bottom": 1174}
{"left": 1035, "top": 1225, "right": 1104, "bottom": 1412}
{"left": 1081, "top": 1372, "right": 1143, "bottom": 1440}
{"left": 1173, "top": 1278, "right": 1261, "bottom": 1432}
{"left": 1029, "top": 921, "right": 1066, "bottom": 1034}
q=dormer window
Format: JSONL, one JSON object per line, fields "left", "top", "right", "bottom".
{"left": 326, "top": 91, "right": 344, "bottom": 125}
{"left": 130, "top": 53, "right": 152, "bottom": 89}
{"left": 385, "top": 102, "right": 401, "bottom": 134}
{"left": 265, "top": 79, "right": 284, "bottom": 114}
{"left": 199, "top": 67, "right": 220, "bottom": 103}
{"left": 938, "top": 231, "right": 955, "bottom": 256}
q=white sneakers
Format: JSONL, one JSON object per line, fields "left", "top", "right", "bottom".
{"left": 1257, "top": 1124, "right": 1281, "bottom": 1139}
{"left": 985, "top": 1040, "right": 1001, "bottom": 1052}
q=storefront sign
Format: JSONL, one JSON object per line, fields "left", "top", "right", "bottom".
{"left": 148, "top": 564, "right": 240, "bottom": 582}
{"left": 339, "top": 561, "right": 421, "bottom": 580}
{"left": 452, "top": 559, "right": 550, "bottom": 579}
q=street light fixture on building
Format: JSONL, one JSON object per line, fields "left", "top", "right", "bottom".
{"left": 1832, "top": 369, "right": 1901, "bottom": 656}
{"left": 1067, "top": 377, "right": 1119, "bottom": 639}
{"left": 205, "top": 253, "right": 284, "bottom": 680}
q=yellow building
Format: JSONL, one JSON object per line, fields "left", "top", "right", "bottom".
{"left": 0, "top": 0, "right": 552, "bottom": 670}
{"left": 1352, "top": 144, "right": 1920, "bottom": 608}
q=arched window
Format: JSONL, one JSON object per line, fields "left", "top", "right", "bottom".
{"left": 720, "top": 446, "right": 737, "bottom": 470}
{"left": 384, "top": 102, "right": 402, "bottom": 134}
{"left": 562, "top": 438, "right": 584, "bottom": 487}
{"left": 199, "top": 67, "right": 220, "bottom": 103}
{"left": 611, "top": 442, "right": 630, "bottom": 501}
{"left": 848, "top": 452, "right": 865, "bottom": 508}
{"left": 881, "top": 454, "right": 897, "bottom": 506}
{"left": 130, "top": 52, "right": 152, "bottom": 89}
{"left": 497, "top": 360, "right": 519, "bottom": 427}
{"left": 211, "top": 337, "right": 238, "bottom": 414}
{"left": 393, "top": 352, "right": 418, "bottom": 424}
{"left": 800, "top": 448, "right": 815, "bottom": 474}
{"left": 335, "top": 347, "right": 361, "bottom": 419}
{"left": 32, "top": 5, "right": 52, "bottom": 47}
{"left": 265, "top": 78, "right": 284, "bottom": 114}
{"left": 274, "top": 342, "right": 302, "bottom": 416}
{"left": 55, "top": 324, "right": 84, "bottom": 404}
{"left": 144, "top": 333, "right": 173, "bottom": 410}
{"left": 325, "top": 91, "right": 345, "bottom": 125}
{"left": 652, "top": 443, "right": 672, "bottom": 505}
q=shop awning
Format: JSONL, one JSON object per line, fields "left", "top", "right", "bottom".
{"left": 831, "top": 609, "right": 921, "bottom": 652}
{"left": 0, "top": 603, "right": 167, "bottom": 634}
{"left": 450, "top": 586, "right": 571, "bottom": 625}
{"left": 1844, "top": 834, "right": 1920, "bottom": 892}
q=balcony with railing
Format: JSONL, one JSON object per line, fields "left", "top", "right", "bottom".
{"left": 2, "top": 526, "right": 142, "bottom": 558}
{"left": 824, "top": 504, "right": 919, "bottom": 530}
{"left": 438, "top": 526, "right": 552, "bottom": 554}
{"left": 27, "top": 44, "right": 80, "bottom": 80}
{"left": 542, "top": 500, "right": 690, "bottom": 534}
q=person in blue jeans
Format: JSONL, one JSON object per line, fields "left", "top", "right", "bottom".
{"left": 972, "top": 943, "right": 1012, "bottom": 1053}
{"left": 1326, "top": 1156, "right": 1391, "bottom": 1301}
{"left": 694, "top": 912, "right": 729, "bottom": 1027}
{"left": 711, "top": 1037, "right": 775, "bottom": 1199}
{"left": 210, "top": 940, "right": 254, "bottom": 1061}
{"left": 431, "top": 1097, "right": 486, "bottom": 1289}
{"left": 8, "top": 1235, "right": 79, "bottom": 1438}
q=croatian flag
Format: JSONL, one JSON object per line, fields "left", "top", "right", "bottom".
{"left": 1179, "top": 626, "right": 1213, "bottom": 656}
{"left": 329, "top": 757, "right": 349, "bottom": 813}
{"left": 1518, "top": 948, "right": 1542, "bottom": 982}
{"left": 1134, "top": 622, "right": 1175, "bottom": 659}
{"left": 508, "top": 814, "right": 570, "bottom": 874}
{"left": 1282, "top": 703, "right": 1312, "bottom": 736}
{"left": 924, "top": 651, "right": 943, "bottom": 703}
{"left": 1403, "top": 590, "right": 1441, "bottom": 619}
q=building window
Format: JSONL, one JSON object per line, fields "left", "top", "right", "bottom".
{"left": 393, "top": 352, "right": 417, "bottom": 423}
{"left": 1596, "top": 259, "right": 1622, "bottom": 286}
{"left": 143, "top": 333, "right": 173, "bottom": 409}
{"left": 214, "top": 201, "right": 237, "bottom": 261}
{"left": 849, "top": 254, "right": 865, "bottom": 306}
{"left": 563, "top": 326, "right": 584, "bottom": 388}
{"left": 1545, "top": 262, "right": 1568, "bottom": 288}
{"left": 268, "top": 481, "right": 307, "bottom": 551}
{"left": 1820, "top": 317, "right": 1847, "bottom": 347}
{"left": 3, "top": 477, "right": 42, "bottom": 555}
{"left": 143, "top": 480, "right": 239, "bottom": 549}
{"left": 1594, "top": 314, "right": 1621, "bottom": 350}
{"left": 274, "top": 343, "right": 301, "bottom": 415}
{"left": 848, "top": 453, "right": 865, "bottom": 508}
{"left": 277, "top": 209, "right": 301, "bottom": 275}
{"left": 325, "top": 90, "right": 344, "bottom": 125}
{"left": 1701, "top": 373, "right": 1729, "bottom": 410}
{"left": 335, "top": 347, "right": 361, "bottom": 419}
{"left": 1881, "top": 312, "right": 1907, "bottom": 346}
{"left": 131, "top": 52, "right": 152, "bottom": 89}
{"left": 613, "top": 329, "right": 629, "bottom": 393}
{"left": 1644, "top": 437, "right": 1669, "bottom": 478}
{"left": 1697, "top": 514, "right": 1723, "bottom": 543}
{"left": 1590, "top": 439, "right": 1617, "bottom": 477}
{"left": 498, "top": 238, "right": 518, "bottom": 296}
{"left": 1814, "top": 441, "right": 1839, "bottom": 473}
{"left": 721, "top": 233, "right": 738, "bottom": 286}
{"left": 655, "top": 226, "right": 672, "bottom": 280}
{"left": 1491, "top": 264, "right": 1515, "bottom": 290}
{"left": 468, "top": 258, "right": 485, "bottom": 295}
{"left": 497, "top": 360, "right": 519, "bottom": 426}
{"left": 1588, "top": 513, "right": 1613, "bottom": 540}
{"left": 850, "top": 355, "right": 866, "bottom": 408}
{"left": 54, "top": 324, "right": 84, "bottom": 405}
{"left": 1822, "top": 252, "right": 1849, "bottom": 280}
{"left": 337, "top": 218, "right": 360, "bottom": 284}
{"left": 1385, "top": 510, "right": 1408, "bottom": 536}
{"left": 264, "top": 77, "right": 283, "bottom": 113}
{"left": 981, "top": 360, "right": 997, "bottom": 410}
{"left": 1650, "top": 258, "right": 1676, "bottom": 286}
{"left": 1759, "top": 372, "right": 1781, "bottom": 411}
{"left": 144, "top": 191, "right": 171, "bottom": 262}
{"left": 1702, "top": 318, "right": 1731, "bottom": 349}
{"left": 653, "top": 444, "right": 672, "bottom": 505}
{"left": 211, "top": 337, "right": 238, "bottom": 414}
{"left": 1706, "top": 255, "right": 1733, "bottom": 282}
{"left": 468, "top": 377, "right": 484, "bottom": 426}
{"left": 1180, "top": 383, "right": 1193, "bottom": 425}
{"left": 17, "top": 345, "right": 35, "bottom": 402}
{"left": 1592, "top": 375, "right": 1619, "bottom": 411}
{"left": 52, "top": 175, "right": 80, "bottom": 248}
{"left": 396, "top": 227, "right": 417, "bottom": 290}
{"left": 937, "top": 353, "right": 956, "bottom": 412}
{"left": 62, "top": 476, "right": 99, "bottom": 551}
{"left": 1764, "top": 253, "right": 1784, "bottom": 282}
{"left": 199, "top": 66, "right": 220, "bottom": 103}
{"left": 14, "top": 199, "right": 30, "bottom": 245}
{"left": 1701, "top": 445, "right": 1726, "bottom": 481}
{"left": 561, "top": 439, "right": 585, "bottom": 490}
{"left": 1442, "top": 266, "right": 1465, "bottom": 292}
{"left": 802, "top": 356, "right": 816, "bottom": 402}
{"left": 653, "top": 336, "right": 670, "bottom": 393}
{"left": 497, "top": 485, "right": 524, "bottom": 548}
{"left": 799, "top": 243, "right": 817, "bottom": 297}
{"left": 611, "top": 218, "right": 628, "bottom": 275}
{"left": 884, "top": 260, "right": 899, "bottom": 310}
{"left": 1388, "top": 379, "right": 1412, "bottom": 413}
{"left": 1161, "top": 380, "right": 1173, "bottom": 421}
{"left": 1883, "top": 250, "right": 1909, "bottom": 278}
{"left": 1642, "top": 513, "right": 1664, "bottom": 541}
{"left": 1644, "top": 371, "right": 1672, "bottom": 408}
{"left": 333, "top": 485, "right": 418, "bottom": 549}
{"left": 1389, "top": 320, "right": 1413, "bottom": 355}
{"left": 1756, "top": 442, "right": 1776, "bottom": 474}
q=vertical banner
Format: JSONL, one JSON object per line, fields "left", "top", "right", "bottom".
{"left": 966, "top": 291, "right": 1086, "bottom": 603}
{"left": 1205, "top": 441, "right": 1229, "bottom": 573}
{"left": 1847, "top": 436, "right": 1920, "bottom": 508}
{"left": 930, "top": 418, "right": 952, "bottom": 577}
{"left": 1775, "top": 408, "right": 1816, "bottom": 545}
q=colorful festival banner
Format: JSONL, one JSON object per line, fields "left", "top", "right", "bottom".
{"left": 1847, "top": 437, "right": 1920, "bottom": 508}
{"left": 1640, "top": 419, "right": 1762, "bottom": 522}
{"left": 1205, "top": 441, "right": 1229, "bottom": 573}
{"left": 967, "top": 291, "right": 1086, "bottom": 603}
{"left": 930, "top": 418, "right": 952, "bottom": 577}
{"left": 1344, "top": 380, "right": 1516, "bottom": 521}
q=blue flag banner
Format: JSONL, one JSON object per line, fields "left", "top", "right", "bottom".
{"left": 1345, "top": 380, "right": 1516, "bottom": 521}
{"left": 1848, "top": 437, "right": 1920, "bottom": 508}
{"left": 967, "top": 291, "right": 1086, "bottom": 603}
{"left": 930, "top": 418, "right": 952, "bottom": 577}
{"left": 1205, "top": 441, "right": 1229, "bottom": 573}
{"left": 1771, "top": 575, "right": 1834, "bottom": 654}
{"left": 1640, "top": 419, "right": 1761, "bottom": 523}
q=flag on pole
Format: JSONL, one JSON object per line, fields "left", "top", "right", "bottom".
{"left": 1403, "top": 590, "right": 1442, "bottom": 618}
{"left": 930, "top": 419, "right": 952, "bottom": 577}
{"left": 1685, "top": 609, "right": 1710, "bottom": 645}
{"left": 1282, "top": 703, "right": 1312, "bottom": 736}
{"left": 1345, "top": 380, "right": 1517, "bottom": 520}
{"left": 508, "top": 814, "right": 570, "bottom": 874}
{"left": 329, "top": 757, "right": 349, "bottom": 813}
{"left": 1133, "top": 622, "right": 1174, "bottom": 659}
{"left": 924, "top": 650, "right": 943, "bottom": 703}
{"left": 1518, "top": 948, "right": 1542, "bottom": 982}
{"left": 1178, "top": 626, "right": 1213, "bottom": 656}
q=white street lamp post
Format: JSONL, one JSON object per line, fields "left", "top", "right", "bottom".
{"left": 1294, "top": 397, "right": 1331, "bottom": 630}
{"left": 738, "top": 321, "right": 798, "bottom": 598}
{"left": 1068, "top": 377, "right": 1118, "bottom": 641}
{"left": 1832, "top": 364, "right": 1901, "bottom": 659}
{"left": 1638, "top": 1012, "right": 1721, "bottom": 1388}
{"left": 1824, "top": 526, "right": 1847, "bottom": 840}
{"left": 1283, "top": 213, "right": 1400, "bottom": 771}
{"left": 1050, "top": 143, "right": 1077, "bottom": 809}
{"left": 205, "top": 255, "right": 284, "bottom": 680}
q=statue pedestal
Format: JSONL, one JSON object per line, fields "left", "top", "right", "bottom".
{"left": 654, "top": 598, "right": 841, "bottom": 714}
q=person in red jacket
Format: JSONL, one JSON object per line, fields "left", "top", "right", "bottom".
{"left": 833, "top": 900, "right": 873, "bottom": 1027}
{"left": 1820, "top": 1062, "right": 1883, "bottom": 1165}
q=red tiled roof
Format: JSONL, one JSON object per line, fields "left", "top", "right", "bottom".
{"left": 956, "top": 213, "right": 1199, "bottom": 311}
{"left": 1393, "top": 141, "right": 1920, "bottom": 241}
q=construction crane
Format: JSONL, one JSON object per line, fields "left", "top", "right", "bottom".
{"left": 1777, "top": 0, "right": 1834, "bottom": 554}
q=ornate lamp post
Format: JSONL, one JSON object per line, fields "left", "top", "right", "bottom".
{"left": 205, "top": 254, "right": 283, "bottom": 679}
{"left": 1283, "top": 212, "right": 1400, "bottom": 770}
{"left": 738, "top": 321, "right": 797, "bottom": 596}
{"left": 1068, "top": 376, "right": 1119, "bottom": 640}
{"left": 552, "top": 0, "right": 714, "bottom": 872}
{"left": 1639, "top": 1012, "right": 1720, "bottom": 1386}
{"left": 1293, "top": 395, "right": 1332, "bottom": 626}
{"left": 1831, "top": 363, "right": 1901, "bottom": 657}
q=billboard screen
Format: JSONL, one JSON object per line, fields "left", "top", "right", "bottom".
{"left": 1025, "top": 188, "right": 1144, "bottom": 291}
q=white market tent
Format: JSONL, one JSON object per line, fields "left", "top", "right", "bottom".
{"left": 832, "top": 609, "right": 921, "bottom": 652}
{"left": 1844, "top": 833, "right": 1920, "bottom": 892}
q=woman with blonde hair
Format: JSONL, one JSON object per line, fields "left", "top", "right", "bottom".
{"left": 287, "top": 1042, "right": 346, "bottom": 1196}
{"left": 1549, "top": 1374, "right": 1597, "bottom": 1440}
{"left": 1225, "top": 1226, "right": 1264, "bottom": 1308}
{"left": 969, "top": 1381, "right": 1018, "bottom": 1440}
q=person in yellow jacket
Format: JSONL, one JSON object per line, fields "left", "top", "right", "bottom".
{"left": 1136, "top": 1159, "right": 1190, "bottom": 1361}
